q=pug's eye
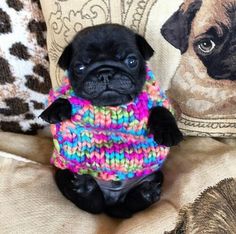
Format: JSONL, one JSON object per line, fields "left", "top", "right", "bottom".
{"left": 125, "top": 56, "right": 138, "bottom": 68}
{"left": 197, "top": 39, "right": 216, "bottom": 54}
{"left": 77, "top": 64, "right": 86, "bottom": 74}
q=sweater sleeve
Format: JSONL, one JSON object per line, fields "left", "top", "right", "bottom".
{"left": 48, "top": 77, "right": 71, "bottom": 106}
{"left": 146, "top": 69, "right": 174, "bottom": 115}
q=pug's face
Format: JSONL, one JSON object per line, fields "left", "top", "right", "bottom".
{"left": 161, "top": 0, "right": 236, "bottom": 118}
{"left": 58, "top": 24, "right": 154, "bottom": 106}
{"left": 162, "top": 0, "right": 236, "bottom": 81}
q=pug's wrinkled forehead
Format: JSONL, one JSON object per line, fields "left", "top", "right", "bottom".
{"left": 190, "top": 1, "right": 236, "bottom": 37}
{"left": 58, "top": 24, "right": 154, "bottom": 70}
{"left": 73, "top": 25, "right": 138, "bottom": 62}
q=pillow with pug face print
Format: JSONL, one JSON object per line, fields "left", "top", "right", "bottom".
{"left": 161, "top": 0, "right": 236, "bottom": 137}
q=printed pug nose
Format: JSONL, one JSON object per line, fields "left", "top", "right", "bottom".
{"left": 97, "top": 68, "right": 114, "bottom": 83}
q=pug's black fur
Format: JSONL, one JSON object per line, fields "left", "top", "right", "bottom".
{"left": 40, "top": 24, "right": 183, "bottom": 218}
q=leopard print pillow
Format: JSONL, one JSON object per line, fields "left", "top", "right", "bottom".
{"left": 0, "top": 0, "right": 51, "bottom": 134}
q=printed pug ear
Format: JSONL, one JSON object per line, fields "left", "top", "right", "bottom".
{"left": 161, "top": 0, "right": 202, "bottom": 54}
{"left": 58, "top": 43, "right": 73, "bottom": 70}
{"left": 135, "top": 34, "right": 154, "bottom": 60}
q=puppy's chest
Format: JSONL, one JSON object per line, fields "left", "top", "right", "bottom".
{"left": 50, "top": 70, "right": 172, "bottom": 181}
{"left": 95, "top": 173, "right": 156, "bottom": 205}
{"left": 70, "top": 94, "right": 150, "bottom": 137}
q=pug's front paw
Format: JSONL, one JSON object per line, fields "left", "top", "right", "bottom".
{"left": 148, "top": 106, "right": 183, "bottom": 147}
{"left": 39, "top": 98, "right": 72, "bottom": 124}
{"left": 153, "top": 121, "right": 183, "bottom": 147}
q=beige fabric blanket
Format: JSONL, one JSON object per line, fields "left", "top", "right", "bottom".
{"left": 0, "top": 131, "right": 236, "bottom": 233}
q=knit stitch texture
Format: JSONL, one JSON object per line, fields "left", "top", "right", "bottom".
{"left": 49, "top": 68, "right": 173, "bottom": 181}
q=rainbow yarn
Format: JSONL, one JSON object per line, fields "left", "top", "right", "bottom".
{"left": 49, "top": 68, "right": 173, "bottom": 181}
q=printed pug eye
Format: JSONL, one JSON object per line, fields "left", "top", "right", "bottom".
{"left": 197, "top": 39, "right": 216, "bottom": 54}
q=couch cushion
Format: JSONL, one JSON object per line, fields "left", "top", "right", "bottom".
{"left": 0, "top": 134, "right": 236, "bottom": 233}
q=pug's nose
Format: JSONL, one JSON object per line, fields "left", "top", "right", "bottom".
{"left": 97, "top": 68, "right": 113, "bottom": 83}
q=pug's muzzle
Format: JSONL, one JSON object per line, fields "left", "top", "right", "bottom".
{"left": 75, "top": 61, "right": 137, "bottom": 106}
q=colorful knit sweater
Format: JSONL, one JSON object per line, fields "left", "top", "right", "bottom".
{"left": 49, "top": 68, "right": 173, "bottom": 181}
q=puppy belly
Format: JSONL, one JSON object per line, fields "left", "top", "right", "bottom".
{"left": 95, "top": 173, "right": 157, "bottom": 205}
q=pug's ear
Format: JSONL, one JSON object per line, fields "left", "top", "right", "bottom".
{"left": 135, "top": 34, "right": 154, "bottom": 60}
{"left": 58, "top": 43, "right": 73, "bottom": 70}
{"left": 161, "top": 0, "right": 202, "bottom": 54}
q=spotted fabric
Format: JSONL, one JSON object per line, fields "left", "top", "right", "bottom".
{"left": 0, "top": 0, "right": 51, "bottom": 133}
{"left": 49, "top": 68, "right": 173, "bottom": 181}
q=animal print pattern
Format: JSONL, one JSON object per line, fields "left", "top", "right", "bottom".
{"left": 0, "top": 0, "right": 51, "bottom": 133}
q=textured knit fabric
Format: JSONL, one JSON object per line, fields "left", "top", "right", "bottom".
{"left": 49, "top": 68, "right": 173, "bottom": 181}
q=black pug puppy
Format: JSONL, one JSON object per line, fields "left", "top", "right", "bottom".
{"left": 40, "top": 24, "right": 183, "bottom": 218}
